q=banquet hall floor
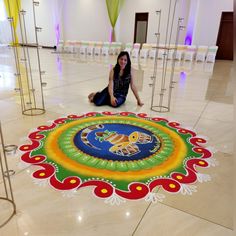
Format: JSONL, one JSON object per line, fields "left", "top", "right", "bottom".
{"left": 0, "top": 46, "right": 235, "bottom": 236}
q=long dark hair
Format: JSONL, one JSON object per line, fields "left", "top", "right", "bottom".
{"left": 113, "top": 51, "right": 131, "bottom": 78}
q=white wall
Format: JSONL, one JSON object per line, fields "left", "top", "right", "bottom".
{"left": 2, "top": 0, "right": 232, "bottom": 47}
{"left": 193, "top": 0, "right": 233, "bottom": 46}
{"left": 20, "top": 0, "right": 56, "bottom": 46}
{"left": 0, "top": 0, "right": 11, "bottom": 44}
{"left": 63, "top": 0, "right": 112, "bottom": 42}
{"left": 119, "top": 0, "right": 190, "bottom": 44}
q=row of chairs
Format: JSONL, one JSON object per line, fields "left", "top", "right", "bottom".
{"left": 57, "top": 40, "right": 218, "bottom": 63}
{"left": 57, "top": 40, "right": 122, "bottom": 56}
{"left": 140, "top": 44, "right": 218, "bottom": 63}
{"left": 57, "top": 40, "right": 143, "bottom": 58}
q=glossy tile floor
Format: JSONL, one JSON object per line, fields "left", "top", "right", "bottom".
{"left": 0, "top": 46, "right": 235, "bottom": 236}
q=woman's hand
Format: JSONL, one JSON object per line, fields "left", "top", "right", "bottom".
{"left": 111, "top": 96, "right": 117, "bottom": 107}
{"left": 137, "top": 100, "right": 144, "bottom": 106}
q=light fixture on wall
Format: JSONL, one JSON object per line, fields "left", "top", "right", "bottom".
{"left": 184, "top": 0, "right": 199, "bottom": 45}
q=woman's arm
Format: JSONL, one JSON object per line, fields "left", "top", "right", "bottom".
{"left": 130, "top": 69, "right": 144, "bottom": 106}
{"left": 108, "top": 68, "right": 117, "bottom": 106}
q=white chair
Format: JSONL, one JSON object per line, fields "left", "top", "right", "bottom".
{"left": 110, "top": 42, "right": 122, "bottom": 55}
{"left": 79, "top": 41, "right": 89, "bottom": 54}
{"left": 101, "top": 42, "right": 110, "bottom": 56}
{"left": 184, "top": 45, "right": 196, "bottom": 61}
{"left": 56, "top": 40, "right": 64, "bottom": 53}
{"left": 74, "top": 41, "right": 81, "bottom": 54}
{"left": 195, "top": 46, "right": 208, "bottom": 62}
{"left": 109, "top": 42, "right": 117, "bottom": 55}
{"left": 167, "top": 44, "right": 176, "bottom": 60}
{"left": 70, "top": 40, "right": 77, "bottom": 53}
{"left": 63, "top": 40, "right": 73, "bottom": 53}
{"left": 87, "top": 41, "right": 96, "bottom": 55}
{"left": 139, "top": 43, "right": 151, "bottom": 59}
{"left": 131, "top": 43, "right": 140, "bottom": 58}
{"left": 157, "top": 44, "right": 166, "bottom": 59}
{"left": 94, "top": 41, "right": 103, "bottom": 55}
{"left": 175, "top": 44, "right": 186, "bottom": 60}
{"left": 115, "top": 42, "right": 122, "bottom": 55}
{"left": 124, "top": 43, "right": 133, "bottom": 55}
{"left": 148, "top": 44, "right": 158, "bottom": 59}
{"left": 206, "top": 46, "right": 218, "bottom": 63}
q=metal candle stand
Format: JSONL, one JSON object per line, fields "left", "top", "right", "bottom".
{"left": 0, "top": 122, "right": 17, "bottom": 228}
{"left": 7, "top": 0, "right": 46, "bottom": 116}
{"left": 150, "top": 0, "right": 185, "bottom": 113}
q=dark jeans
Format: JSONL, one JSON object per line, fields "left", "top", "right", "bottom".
{"left": 93, "top": 87, "right": 126, "bottom": 107}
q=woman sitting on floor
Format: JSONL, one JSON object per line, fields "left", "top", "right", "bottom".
{"left": 88, "top": 51, "right": 144, "bottom": 107}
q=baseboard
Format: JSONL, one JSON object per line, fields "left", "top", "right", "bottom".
{"left": 19, "top": 43, "right": 56, "bottom": 49}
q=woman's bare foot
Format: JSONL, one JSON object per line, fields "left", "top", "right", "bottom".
{"left": 88, "top": 93, "right": 95, "bottom": 102}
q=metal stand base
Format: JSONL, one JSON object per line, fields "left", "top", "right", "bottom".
{"left": 0, "top": 198, "right": 16, "bottom": 228}
{"left": 151, "top": 106, "right": 170, "bottom": 113}
{"left": 0, "top": 122, "right": 17, "bottom": 228}
{"left": 22, "top": 108, "right": 45, "bottom": 116}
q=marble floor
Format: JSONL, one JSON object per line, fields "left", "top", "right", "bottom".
{"left": 0, "top": 46, "right": 235, "bottom": 236}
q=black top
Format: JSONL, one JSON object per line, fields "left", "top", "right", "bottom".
{"left": 113, "top": 72, "right": 131, "bottom": 97}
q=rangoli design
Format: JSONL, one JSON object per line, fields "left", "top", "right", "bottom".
{"left": 19, "top": 112, "right": 215, "bottom": 204}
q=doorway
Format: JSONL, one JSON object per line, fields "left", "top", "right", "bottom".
{"left": 134, "top": 13, "right": 149, "bottom": 44}
{"left": 216, "top": 12, "right": 233, "bottom": 60}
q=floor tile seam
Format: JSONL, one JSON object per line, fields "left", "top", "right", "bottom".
{"left": 44, "top": 92, "right": 80, "bottom": 100}
{"left": 45, "top": 97, "right": 86, "bottom": 109}
{"left": 45, "top": 78, "right": 97, "bottom": 90}
{"left": 131, "top": 201, "right": 153, "bottom": 236}
{"left": 172, "top": 98, "right": 210, "bottom": 103}
{"left": 131, "top": 187, "right": 162, "bottom": 235}
{"left": 193, "top": 101, "right": 211, "bottom": 129}
{"left": 198, "top": 116, "right": 234, "bottom": 123}
{"left": 43, "top": 77, "right": 104, "bottom": 91}
{"left": 159, "top": 202, "right": 233, "bottom": 231}
{"left": 1, "top": 110, "right": 63, "bottom": 125}
{"left": 164, "top": 110, "right": 204, "bottom": 119}
{"left": 1, "top": 117, "right": 24, "bottom": 126}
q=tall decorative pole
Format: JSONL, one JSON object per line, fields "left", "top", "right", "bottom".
{"left": 150, "top": 0, "right": 185, "bottom": 112}
{"left": 0, "top": 122, "right": 17, "bottom": 228}
{"left": 150, "top": 10, "right": 161, "bottom": 109}
{"left": 7, "top": 0, "right": 46, "bottom": 116}
{"left": 167, "top": 17, "right": 185, "bottom": 108}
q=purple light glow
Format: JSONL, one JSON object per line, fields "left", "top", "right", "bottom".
{"left": 55, "top": 23, "right": 60, "bottom": 46}
{"left": 56, "top": 55, "right": 62, "bottom": 75}
{"left": 184, "top": 0, "right": 199, "bottom": 46}
{"left": 184, "top": 35, "right": 192, "bottom": 45}
{"left": 179, "top": 71, "right": 187, "bottom": 89}
{"left": 180, "top": 71, "right": 187, "bottom": 80}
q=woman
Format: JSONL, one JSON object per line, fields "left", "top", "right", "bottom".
{"left": 88, "top": 51, "right": 144, "bottom": 107}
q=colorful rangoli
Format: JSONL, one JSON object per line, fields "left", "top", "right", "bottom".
{"left": 19, "top": 112, "right": 215, "bottom": 204}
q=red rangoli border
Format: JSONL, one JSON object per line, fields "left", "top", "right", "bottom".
{"left": 19, "top": 112, "right": 214, "bottom": 202}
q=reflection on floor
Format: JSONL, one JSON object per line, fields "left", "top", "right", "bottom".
{"left": 0, "top": 46, "right": 234, "bottom": 236}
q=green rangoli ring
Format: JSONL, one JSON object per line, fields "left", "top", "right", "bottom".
{"left": 19, "top": 112, "right": 215, "bottom": 203}
{"left": 58, "top": 119, "right": 174, "bottom": 172}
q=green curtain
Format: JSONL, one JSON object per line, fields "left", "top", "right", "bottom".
{"left": 106, "top": 0, "right": 124, "bottom": 42}
{"left": 4, "top": 0, "right": 21, "bottom": 45}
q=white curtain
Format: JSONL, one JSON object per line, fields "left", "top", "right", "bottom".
{"left": 0, "top": 0, "right": 11, "bottom": 44}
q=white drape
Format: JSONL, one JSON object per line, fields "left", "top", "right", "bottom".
{"left": 0, "top": 0, "right": 11, "bottom": 44}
